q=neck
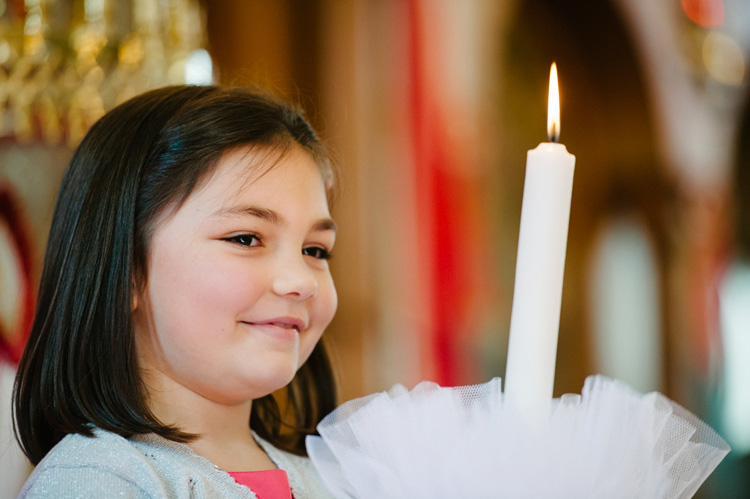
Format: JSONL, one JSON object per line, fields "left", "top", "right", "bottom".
{"left": 143, "top": 373, "right": 276, "bottom": 472}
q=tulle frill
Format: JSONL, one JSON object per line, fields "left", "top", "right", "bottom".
{"left": 306, "top": 375, "right": 729, "bottom": 498}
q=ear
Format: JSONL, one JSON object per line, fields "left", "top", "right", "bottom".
{"left": 131, "top": 280, "right": 140, "bottom": 312}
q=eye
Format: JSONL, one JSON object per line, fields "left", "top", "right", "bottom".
{"left": 302, "top": 246, "right": 332, "bottom": 260}
{"left": 223, "top": 233, "right": 262, "bottom": 247}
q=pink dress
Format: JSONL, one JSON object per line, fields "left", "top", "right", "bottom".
{"left": 228, "top": 469, "right": 292, "bottom": 499}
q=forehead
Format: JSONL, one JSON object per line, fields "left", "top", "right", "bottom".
{"left": 187, "top": 144, "right": 329, "bottom": 216}
{"left": 209, "top": 145, "right": 325, "bottom": 198}
{"left": 154, "top": 144, "right": 328, "bottom": 231}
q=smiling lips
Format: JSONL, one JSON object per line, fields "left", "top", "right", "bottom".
{"left": 241, "top": 318, "right": 306, "bottom": 339}
{"left": 270, "top": 321, "right": 300, "bottom": 331}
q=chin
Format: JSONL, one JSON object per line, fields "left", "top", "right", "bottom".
{"left": 250, "top": 366, "right": 299, "bottom": 398}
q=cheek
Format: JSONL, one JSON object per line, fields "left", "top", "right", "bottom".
{"left": 149, "top": 250, "right": 263, "bottom": 332}
{"left": 299, "top": 275, "right": 337, "bottom": 364}
{"left": 317, "top": 274, "right": 338, "bottom": 326}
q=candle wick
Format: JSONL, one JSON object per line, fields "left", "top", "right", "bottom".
{"left": 547, "top": 123, "right": 560, "bottom": 143}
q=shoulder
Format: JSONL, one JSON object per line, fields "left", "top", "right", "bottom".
{"left": 255, "top": 436, "right": 334, "bottom": 499}
{"left": 20, "top": 429, "right": 258, "bottom": 498}
{"left": 20, "top": 429, "right": 253, "bottom": 498}
{"left": 18, "top": 429, "right": 166, "bottom": 498}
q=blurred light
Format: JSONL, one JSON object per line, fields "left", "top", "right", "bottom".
{"left": 84, "top": 0, "right": 105, "bottom": 23}
{"left": 185, "top": 48, "right": 213, "bottom": 85}
{"left": 703, "top": 31, "right": 745, "bottom": 85}
{"left": 588, "top": 217, "right": 662, "bottom": 393}
{"left": 117, "top": 34, "right": 144, "bottom": 67}
{"left": 23, "top": 12, "right": 41, "bottom": 35}
{"left": 719, "top": 262, "right": 750, "bottom": 454}
{"left": 0, "top": 41, "right": 10, "bottom": 65}
{"left": 681, "top": 0, "right": 725, "bottom": 28}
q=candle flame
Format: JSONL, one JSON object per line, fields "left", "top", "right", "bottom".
{"left": 547, "top": 62, "right": 560, "bottom": 142}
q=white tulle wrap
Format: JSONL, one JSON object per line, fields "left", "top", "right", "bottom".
{"left": 306, "top": 375, "right": 729, "bottom": 498}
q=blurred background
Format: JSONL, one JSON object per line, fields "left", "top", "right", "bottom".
{"left": 1, "top": 0, "right": 749, "bottom": 497}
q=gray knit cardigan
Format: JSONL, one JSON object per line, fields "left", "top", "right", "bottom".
{"left": 18, "top": 427, "right": 334, "bottom": 498}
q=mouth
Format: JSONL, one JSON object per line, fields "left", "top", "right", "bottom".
{"left": 267, "top": 321, "right": 301, "bottom": 332}
{"left": 241, "top": 317, "right": 306, "bottom": 333}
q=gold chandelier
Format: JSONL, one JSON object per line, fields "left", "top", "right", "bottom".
{"left": 0, "top": 0, "right": 210, "bottom": 146}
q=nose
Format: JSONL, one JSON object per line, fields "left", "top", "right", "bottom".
{"left": 271, "top": 254, "right": 318, "bottom": 300}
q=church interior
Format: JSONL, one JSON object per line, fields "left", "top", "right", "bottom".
{"left": 1, "top": 0, "right": 749, "bottom": 496}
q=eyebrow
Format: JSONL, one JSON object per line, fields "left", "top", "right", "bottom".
{"left": 213, "top": 205, "right": 337, "bottom": 233}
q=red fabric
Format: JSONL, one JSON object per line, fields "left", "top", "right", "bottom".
{"left": 0, "top": 188, "right": 35, "bottom": 365}
{"left": 407, "top": 0, "right": 439, "bottom": 382}
{"left": 407, "top": 0, "right": 479, "bottom": 386}
{"left": 228, "top": 469, "right": 292, "bottom": 499}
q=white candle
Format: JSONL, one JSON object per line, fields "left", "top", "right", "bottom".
{"left": 504, "top": 63, "right": 575, "bottom": 407}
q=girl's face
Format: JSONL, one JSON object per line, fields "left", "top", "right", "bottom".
{"left": 133, "top": 145, "right": 337, "bottom": 407}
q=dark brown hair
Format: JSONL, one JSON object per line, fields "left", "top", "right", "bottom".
{"left": 13, "top": 85, "right": 338, "bottom": 465}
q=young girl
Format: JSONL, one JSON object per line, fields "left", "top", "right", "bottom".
{"left": 13, "top": 85, "right": 339, "bottom": 498}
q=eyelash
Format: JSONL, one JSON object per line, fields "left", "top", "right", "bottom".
{"left": 303, "top": 246, "right": 333, "bottom": 260}
{"left": 223, "top": 234, "right": 332, "bottom": 260}
{"left": 224, "top": 233, "right": 262, "bottom": 247}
